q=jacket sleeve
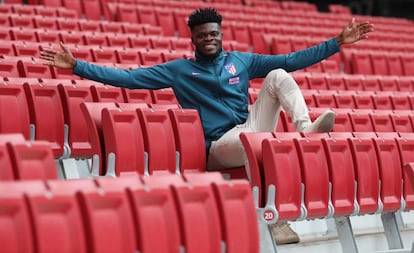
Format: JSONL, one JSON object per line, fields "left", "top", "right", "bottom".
{"left": 247, "top": 37, "right": 340, "bottom": 78}
{"left": 73, "top": 60, "right": 178, "bottom": 89}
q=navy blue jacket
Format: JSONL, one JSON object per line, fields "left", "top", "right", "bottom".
{"left": 73, "top": 37, "right": 340, "bottom": 152}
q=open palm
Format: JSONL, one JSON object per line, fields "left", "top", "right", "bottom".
{"left": 337, "top": 18, "right": 374, "bottom": 45}
{"left": 39, "top": 42, "right": 77, "bottom": 69}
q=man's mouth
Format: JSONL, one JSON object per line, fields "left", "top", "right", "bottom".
{"left": 203, "top": 44, "right": 216, "bottom": 50}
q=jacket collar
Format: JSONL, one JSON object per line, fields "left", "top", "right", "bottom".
{"left": 195, "top": 49, "right": 224, "bottom": 64}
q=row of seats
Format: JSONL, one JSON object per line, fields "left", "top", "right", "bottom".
{"left": 278, "top": 107, "right": 414, "bottom": 133}
{"left": 0, "top": 2, "right": 78, "bottom": 18}
{"left": 0, "top": 171, "right": 259, "bottom": 253}
{"left": 291, "top": 72, "right": 414, "bottom": 92}
{"left": 0, "top": 81, "right": 179, "bottom": 158}
{"left": 249, "top": 88, "right": 414, "bottom": 110}
{"left": 341, "top": 49, "right": 414, "bottom": 76}
{"left": 4, "top": 3, "right": 413, "bottom": 54}
{"left": 1, "top": 17, "right": 165, "bottom": 37}
{"left": 240, "top": 131, "right": 414, "bottom": 222}
{"left": 80, "top": 103, "right": 207, "bottom": 177}
{"left": 0, "top": 40, "right": 195, "bottom": 64}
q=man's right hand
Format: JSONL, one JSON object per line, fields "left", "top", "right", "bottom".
{"left": 39, "top": 41, "right": 77, "bottom": 69}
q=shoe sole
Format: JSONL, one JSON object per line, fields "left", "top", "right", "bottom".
{"left": 316, "top": 111, "right": 335, "bottom": 132}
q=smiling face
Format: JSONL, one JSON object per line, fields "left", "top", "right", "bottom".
{"left": 191, "top": 22, "right": 223, "bottom": 58}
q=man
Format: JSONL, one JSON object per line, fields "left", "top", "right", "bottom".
{"left": 40, "top": 8, "right": 373, "bottom": 245}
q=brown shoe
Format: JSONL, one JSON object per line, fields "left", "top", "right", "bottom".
{"left": 270, "top": 221, "right": 300, "bottom": 245}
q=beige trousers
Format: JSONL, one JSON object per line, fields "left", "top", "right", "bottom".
{"left": 206, "top": 69, "right": 311, "bottom": 178}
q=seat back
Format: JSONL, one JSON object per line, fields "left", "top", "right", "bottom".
{"left": 80, "top": 102, "right": 118, "bottom": 175}
{"left": 101, "top": 108, "right": 146, "bottom": 176}
{"left": 262, "top": 137, "right": 302, "bottom": 220}
{"left": 240, "top": 131, "right": 274, "bottom": 207}
{"left": 137, "top": 108, "right": 177, "bottom": 174}
{"left": 0, "top": 84, "right": 31, "bottom": 139}
{"left": 295, "top": 137, "right": 331, "bottom": 219}
{"left": 7, "top": 141, "right": 57, "bottom": 180}
{"left": 23, "top": 83, "right": 65, "bottom": 157}
{"left": 322, "top": 137, "right": 356, "bottom": 216}
{"left": 374, "top": 137, "right": 402, "bottom": 212}
{"left": 348, "top": 137, "right": 380, "bottom": 214}
{"left": 168, "top": 108, "right": 206, "bottom": 173}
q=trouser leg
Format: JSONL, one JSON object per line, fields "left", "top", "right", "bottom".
{"left": 206, "top": 69, "right": 311, "bottom": 174}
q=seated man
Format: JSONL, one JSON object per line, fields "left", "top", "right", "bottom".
{"left": 40, "top": 8, "right": 373, "bottom": 244}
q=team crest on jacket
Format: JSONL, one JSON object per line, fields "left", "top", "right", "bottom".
{"left": 224, "top": 63, "right": 237, "bottom": 75}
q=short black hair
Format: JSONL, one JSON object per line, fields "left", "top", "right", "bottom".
{"left": 187, "top": 8, "right": 222, "bottom": 30}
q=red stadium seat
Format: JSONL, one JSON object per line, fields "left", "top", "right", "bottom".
{"left": 7, "top": 140, "right": 57, "bottom": 180}
{"left": 369, "top": 51, "right": 389, "bottom": 75}
{"left": 349, "top": 110, "right": 374, "bottom": 132}
{"left": 25, "top": 180, "right": 94, "bottom": 253}
{"left": 150, "top": 36, "right": 173, "bottom": 50}
{"left": 139, "top": 50, "right": 165, "bottom": 65}
{"left": 168, "top": 108, "right": 206, "bottom": 173}
{"left": 307, "top": 74, "right": 328, "bottom": 90}
{"left": 391, "top": 112, "right": 414, "bottom": 133}
{"left": 151, "top": 88, "right": 179, "bottom": 105}
{"left": 0, "top": 181, "right": 47, "bottom": 253}
{"left": 0, "top": 141, "right": 15, "bottom": 180}
{"left": 343, "top": 75, "right": 364, "bottom": 91}
{"left": 101, "top": 107, "right": 146, "bottom": 176}
{"left": 331, "top": 108, "right": 353, "bottom": 132}
{"left": 0, "top": 84, "right": 31, "bottom": 139}
{"left": 323, "top": 136, "right": 356, "bottom": 216}
{"left": 80, "top": 102, "right": 118, "bottom": 175}
{"left": 348, "top": 137, "right": 380, "bottom": 214}
{"left": 76, "top": 179, "right": 137, "bottom": 252}
{"left": 314, "top": 90, "right": 337, "bottom": 108}
{"left": 155, "top": 8, "right": 176, "bottom": 37}
{"left": 374, "top": 137, "right": 402, "bottom": 212}
{"left": 17, "top": 58, "right": 52, "bottom": 79}
{"left": 56, "top": 19, "right": 79, "bottom": 32}
{"left": 77, "top": 20, "right": 101, "bottom": 32}
{"left": 23, "top": 83, "right": 66, "bottom": 157}
{"left": 168, "top": 174, "right": 223, "bottom": 253}
{"left": 137, "top": 174, "right": 184, "bottom": 253}
{"left": 58, "top": 84, "right": 94, "bottom": 158}
{"left": 62, "top": 0, "right": 83, "bottom": 18}
{"left": 137, "top": 108, "right": 177, "bottom": 174}
{"left": 8, "top": 14, "right": 34, "bottom": 28}
{"left": 137, "top": 5, "right": 157, "bottom": 26}
{"left": 378, "top": 76, "right": 398, "bottom": 92}
{"left": 361, "top": 75, "right": 380, "bottom": 91}
{"left": 82, "top": 0, "right": 102, "bottom": 20}
{"left": 396, "top": 135, "right": 414, "bottom": 210}
{"left": 353, "top": 92, "right": 375, "bottom": 109}
{"left": 372, "top": 93, "right": 393, "bottom": 110}
{"left": 90, "top": 85, "right": 125, "bottom": 102}
{"left": 240, "top": 131, "right": 275, "bottom": 206}
{"left": 334, "top": 91, "right": 357, "bottom": 109}
{"left": 351, "top": 51, "right": 373, "bottom": 75}
{"left": 401, "top": 53, "right": 414, "bottom": 76}
{"left": 387, "top": 53, "right": 404, "bottom": 76}
{"left": 184, "top": 172, "right": 260, "bottom": 253}
{"left": 83, "top": 32, "right": 108, "bottom": 47}
{"left": 0, "top": 57, "right": 21, "bottom": 78}
{"left": 295, "top": 136, "right": 331, "bottom": 219}
{"left": 122, "top": 88, "right": 153, "bottom": 103}
{"left": 262, "top": 136, "right": 302, "bottom": 220}
{"left": 271, "top": 35, "right": 291, "bottom": 55}
{"left": 369, "top": 111, "right": 395, "bottom": 132}
{"left": 33, "top": 16, "right": 58, "bottom": 30}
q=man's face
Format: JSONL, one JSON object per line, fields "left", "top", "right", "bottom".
{"left": 191, "top": 22, "right": 223, "bottom": 58}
